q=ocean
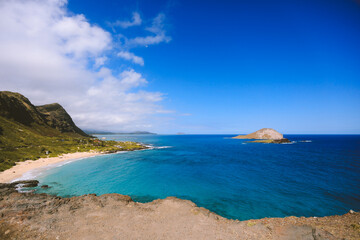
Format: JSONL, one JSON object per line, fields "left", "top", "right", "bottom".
{"left": 32, "top": 134, "right": 360, "bottom": 220}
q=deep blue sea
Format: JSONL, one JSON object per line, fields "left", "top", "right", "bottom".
{"left": 33, "top": 134, "right": 360, "bottom": 220}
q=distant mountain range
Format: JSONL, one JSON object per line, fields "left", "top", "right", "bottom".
{"left": 84, "top": 130, "right": 157, "bottom": 135}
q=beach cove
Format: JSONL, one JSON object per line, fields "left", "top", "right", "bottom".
{"left": 0, "top": 151, "right": 103, "bottom": 183}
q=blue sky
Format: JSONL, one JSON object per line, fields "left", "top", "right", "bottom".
{"left": 1, "top": 0, "right": 359, "bottom": 133}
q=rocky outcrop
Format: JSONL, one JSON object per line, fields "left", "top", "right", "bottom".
{"left": 0, "top": 181, "right": 359, "bottom": 239}
{"left": 272, "top": 138, "right": 291, "bottom": 143}
{"left": 0, "top": 180, "right": 39, "bottom": 193}
{"left": 233, "top": 128, "right": 284, "bottom": 140}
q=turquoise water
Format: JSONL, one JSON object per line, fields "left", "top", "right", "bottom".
{"left": 34, "top": 135, "right": 360, "bottom": 220}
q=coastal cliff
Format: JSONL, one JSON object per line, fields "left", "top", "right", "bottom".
{"left": 0, "top": 181, "right": 359, "bottom": 240}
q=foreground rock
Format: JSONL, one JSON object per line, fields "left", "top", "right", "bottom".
{"left": 0, "top": 181, "right": 359, "bottom": 240}
{"left": 233, "top": 128, "right": 284, "bottom": 140}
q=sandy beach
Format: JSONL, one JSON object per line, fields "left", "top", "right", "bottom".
{"left": 0, "top": 151, "right": 103, "bottom": 183}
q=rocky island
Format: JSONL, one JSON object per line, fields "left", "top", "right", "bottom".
{"left": 233, "top": 128, "right": 291, "bottom": 143}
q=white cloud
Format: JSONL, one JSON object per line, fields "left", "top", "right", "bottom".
{"left": 52, "top": 15, "right": 112, "bottom": 59}
{"left": 127, "top": 13, "right": 171, "bottom": 47}
{"left": 81, "top": 68, "right": 163, "bottom": 130}
{"left": 146, "top": 13, "right": 167, "bottom": 34}
{"left": 117, "top": 51, "right": 144, "bottom": 66}
{"left": 113, "top": 12, "right": 142, "bottom": 29}
{"left": 0, "top": 0, "right": 169, "bottom": 132}
{"left": 94, "top": 56, "right": 108, "bottom": 68}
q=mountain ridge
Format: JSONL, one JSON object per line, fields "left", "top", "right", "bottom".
{"left": 36, "top": 103, "right": 88, "bottom": 137}
{"left": 0, "top": 91, "right": 88, "bottom": 137}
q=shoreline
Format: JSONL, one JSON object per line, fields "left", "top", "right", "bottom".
{"left": 0, "top": 151, "right": 104, "bottom": 183}
{"left": 0, "top": 181, "right": 359, "bottom": 239}
{"left": 0, "top": 154, "right": 359, "bottom": 239}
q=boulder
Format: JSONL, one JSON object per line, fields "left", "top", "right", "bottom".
{"left": 11, "top": 180, "right": 39, "bottom": 188}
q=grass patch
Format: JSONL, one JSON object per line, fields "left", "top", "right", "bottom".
{"left": 247, "top": 221, "right": 256, "bottom": 227}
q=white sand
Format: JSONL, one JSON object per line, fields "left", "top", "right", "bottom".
{"left": 0, "top": 151, "right": 103, "bottom": 183}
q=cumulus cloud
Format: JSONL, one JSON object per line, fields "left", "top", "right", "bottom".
{"left": 94, "top": 56, "right": 108, "bottom": 68}
{"left": 0, "top": 0, "right": 169, "bottom": 131}
{"left": 127, "top": 13, "right": 171, "bottom": 47}
{"left": 113, "top": 12, "right": 142, "bottom": 29}
{"left": 117, "top": 51, "right": 144, "bottom": 66}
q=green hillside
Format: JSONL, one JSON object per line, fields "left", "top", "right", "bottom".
{"left": 0, "top": 91, "right": 145, "bottom": 171}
